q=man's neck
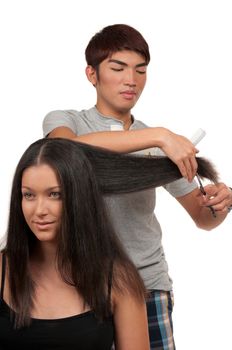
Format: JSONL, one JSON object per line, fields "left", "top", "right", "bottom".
{"left": 95, "top": 105, "right": 133, "bottom": 130}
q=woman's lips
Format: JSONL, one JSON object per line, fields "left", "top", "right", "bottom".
{"left": 33, "top": 221, "right": 55, "bottom": 230}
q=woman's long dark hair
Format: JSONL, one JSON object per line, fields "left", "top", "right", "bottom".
{"left": 71, "top": 141, "right": 218, "bottom": 193}
{"left": 4, "top": 138, "right": 218, "bottom": 328}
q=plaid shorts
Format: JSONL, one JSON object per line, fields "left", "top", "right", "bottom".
{"left": 146, "top": 290, "right": 176, "bottom": 350}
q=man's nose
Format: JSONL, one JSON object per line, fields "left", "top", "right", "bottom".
{"left": 123, "top": 69, "right": 136, "bottom": 86}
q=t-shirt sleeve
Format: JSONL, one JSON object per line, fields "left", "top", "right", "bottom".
{"left": 42, "top": 110, "right": 77, "bottom": 137}
{"left": 164, "top": 177, "right": 198, "bottom": 198}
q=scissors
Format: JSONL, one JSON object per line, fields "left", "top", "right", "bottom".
{"left": 195, "top": 173, "right": 216, "bottom": 218}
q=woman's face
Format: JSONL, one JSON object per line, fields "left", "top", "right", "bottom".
{"left": 21, "top": 164, "right": 62, "bottom": 243}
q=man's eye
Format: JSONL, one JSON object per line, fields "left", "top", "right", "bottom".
{"left": 136, "top": 70, "right": 146, "bottom": 75}
{"left": 111, "top": 68, "right": 123, "bottom": 72}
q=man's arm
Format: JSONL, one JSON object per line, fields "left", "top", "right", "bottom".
{"left": 177, "top": 184, "right": 232, "bottom": 230}
{"left": 48, "top": 126, "right": 198, "bottom": 182}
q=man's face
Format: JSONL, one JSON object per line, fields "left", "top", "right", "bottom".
{"left": 87, "top": 50, "right": 148, "bottom": 118}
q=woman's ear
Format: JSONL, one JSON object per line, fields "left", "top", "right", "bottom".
{"left": 85, "top": 65, "right": 97, "bottom": 87}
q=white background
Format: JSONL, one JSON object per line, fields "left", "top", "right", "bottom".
{"left": 0, "top": 0, "right": 231, "bottom": 349}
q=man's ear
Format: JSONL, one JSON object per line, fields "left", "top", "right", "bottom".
{"left": 85, "top": 65, "right": 97, "bottom": 87}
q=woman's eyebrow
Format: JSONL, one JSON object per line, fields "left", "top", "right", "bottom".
{"left": 21, "top": 186, "right": 61, "bottom": 191}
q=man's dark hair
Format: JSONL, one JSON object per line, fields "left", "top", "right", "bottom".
{"left": 85, "top": 24, "right": 150, "bottom": 68}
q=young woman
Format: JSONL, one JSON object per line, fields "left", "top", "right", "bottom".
{"left": 0, "top": 137, "right": 221, "bottom": 349}
{"left": 0, "top": 138, "right": 150, "bottom": 350}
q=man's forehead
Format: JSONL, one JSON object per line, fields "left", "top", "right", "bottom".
{"left": 106, "top": 50, "right": 147, "bottom": 65}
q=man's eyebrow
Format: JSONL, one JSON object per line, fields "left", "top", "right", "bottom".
{"left": 108, "top": 59, "right": 147, "bottom": 68}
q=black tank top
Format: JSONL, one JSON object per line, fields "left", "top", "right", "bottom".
{"left": 0, "top": 254, "right": 114, "bottom": 350}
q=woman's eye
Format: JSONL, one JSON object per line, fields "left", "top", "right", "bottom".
{"left": 22, "top": 192, "right": 33, "bottom": 200}
{"left": 50, "top": 192, "right": 61, "bottom": 199}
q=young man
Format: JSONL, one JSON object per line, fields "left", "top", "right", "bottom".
{"left": 42, "top": 24, "right": 232, "bottom": 350}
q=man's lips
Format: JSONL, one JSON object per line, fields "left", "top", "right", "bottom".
{"left": 120, "top": 91, "right": 136, "bottom": 99}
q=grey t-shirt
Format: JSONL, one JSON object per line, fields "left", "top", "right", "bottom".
{"left": 43, "top": 107, "right": 197, "bottom": 290}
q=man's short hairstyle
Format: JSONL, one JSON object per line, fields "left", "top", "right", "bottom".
{"left": 85, "top": 24, "right": 150, "bottom": 68}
